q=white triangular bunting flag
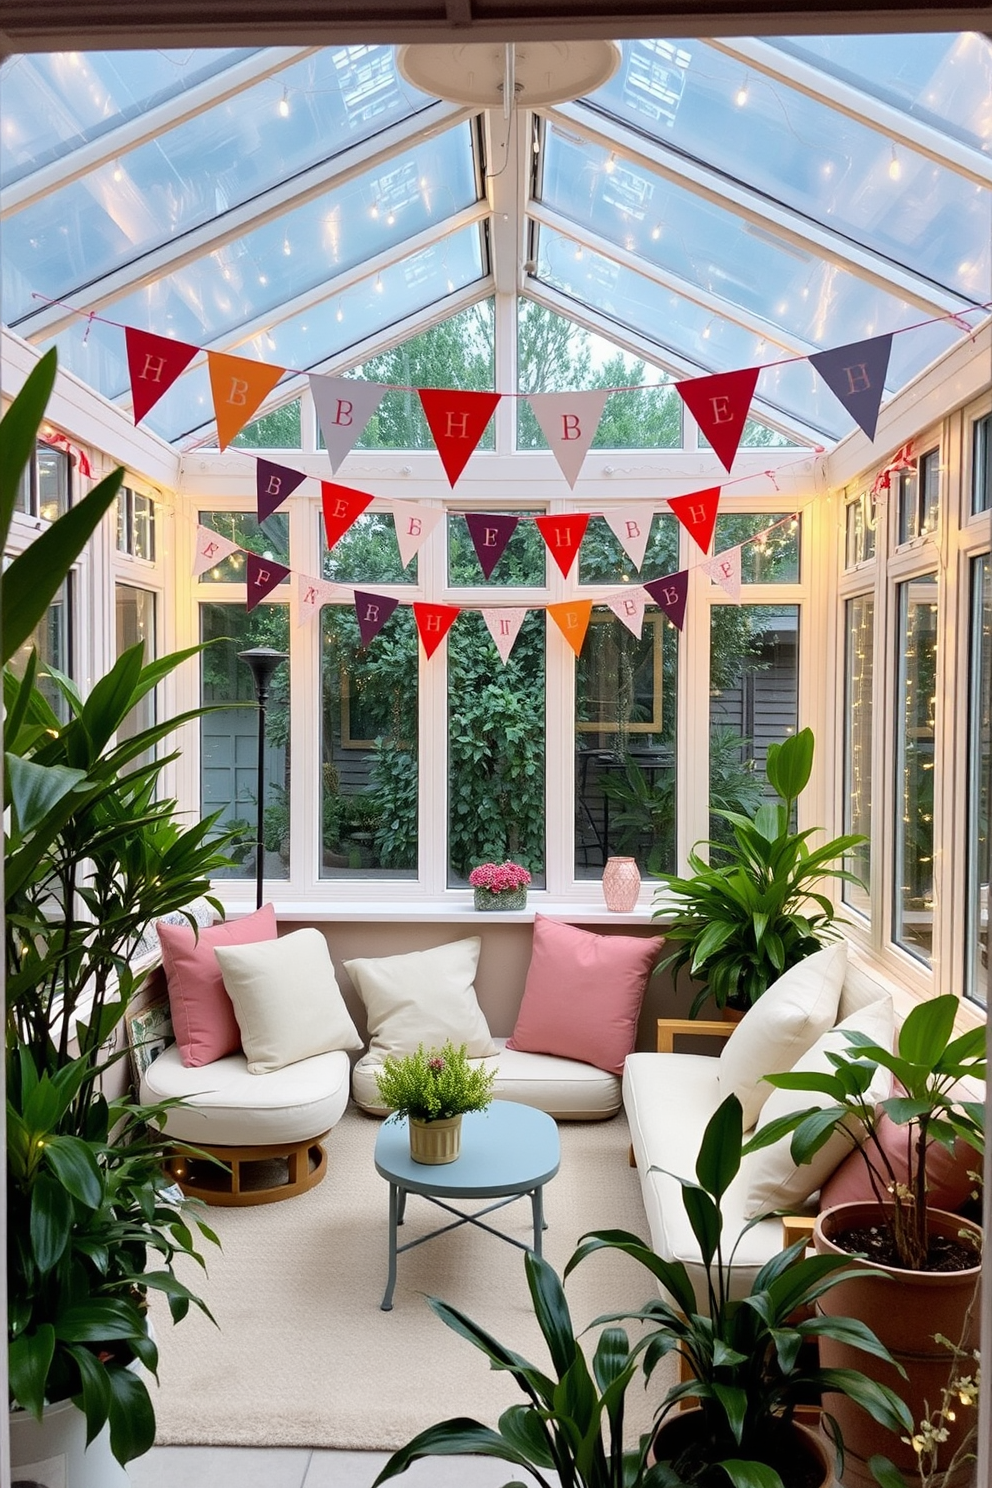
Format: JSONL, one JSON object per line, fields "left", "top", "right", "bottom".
{"left": 192, "top": 525, "right": 240, "bottom": 578}
{"left": 604, "top": 588, "right": 646, "bottom": 638}
{"left": 297, "top": 572, "right": 352, "bottom": 624}
{"left": 392, "top": 502, "right": 444, "bottom": 569}
{"left": 310, "top": 375, "right": 386, "bottom": 473}
{"left": 701, "top": 546, "right": 742, "bottom": 602}
{"left": 527, "top": 390, "right": 610, "bottom": 488}
{"left": 604, "top": 508, "right": 653, "bottom": 571}
{"left": 482, "top": 607, "right": 528, "bottom": 665}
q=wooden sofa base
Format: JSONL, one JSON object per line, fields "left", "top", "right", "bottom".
{"left": 167, "top": 1133, "right": 329, "bottom": 1206}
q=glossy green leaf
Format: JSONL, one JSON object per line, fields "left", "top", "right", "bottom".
{"left": 30, "top": 1171, "right": 74, "bottom": 1272}
{"left": 695, "top": 1093, "right": 742, "bottom": 1199}
{"left": 107, "top": 1364, "right": 157, "bottom": 1465}
{"left": 8, "top": 1324, "right": 56, "bottom": 1417}
{"left": 44, "top": 1135, "right": 104, "bottom": 1208}
{"left": 68, "top": 1343, "right": 112, "bottom": 1445}
{"left": 896, "top": 995, "right": 957, "bottom": 1065}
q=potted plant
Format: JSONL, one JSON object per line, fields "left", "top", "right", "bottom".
{"left": 373, "top": 1040, "right": 497, "bottom": 1163}
{"left": 4, "top": 352, "right": 235, "bottom": 1476}
{"left": 371, "top": 1094, "right": 913, "bottom": 1488}
{"left": 651, "top": 727, "right": 866, "bottom": 1014}
{"left": 748, "top": 993, "right": 985, "bottom": 1488}
{"left": 468, "top": 860, "right": 532, "bottom": 911}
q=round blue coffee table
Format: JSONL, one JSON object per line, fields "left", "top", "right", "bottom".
{"left": 374, "top": 1100, "right": 561, "bottom": 1310}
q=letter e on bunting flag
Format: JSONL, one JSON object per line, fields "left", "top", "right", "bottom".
{"left": 126, "top": 328, "right": 199, "bottom": 424}
{"left": 535, "top": 513, "right": 590, "bottom": 578}
{"left": 192, "top": 524, "right": 241, "bottom": 579}
{"left": 604, "top": 508, "right": 652, "bottom": 571}
{"left": 527, "top": 390, "right": 610, "bottom": 488}
{"left": 354, "top": 591, "right": 400, "bottom": 646}
{"left": 207, "top": 352, "right": 285, "bottom": 451}
{"left": 321, "top": 482, "right": 373, "bottom": 551}
{"left": 464, "top": 513, "right": 519, "bottom": 580}
{"left": 667, "top": 487, "right": 721, "bottom": 556}
{"left": 808, "top": 334, "right": 892, "bottom": 442}
{"left": 413, "top": 602, "right": 460, "bottom": 659}
{"left": 701, "top": 546, "right": 742, "bottom": 603}
{"left": 245, "top": 553, "right": 290, "bottom": 612}
{"left": 310, "top": 375, "right": 386, "bottom": 473}
{"left": 482, "top": 607, "right": 528, "bottom": 665}
{"left": 256, "top": 459, "right": 306, "bottom": 522}
{"left": 548, "top": 600, "right": 592, "bottom": 657}
{"left": 605, "top": 588, "right": 646, "bottom": 638}
{"left": 676, "top": 368, "right": 760, "bottom": 474}
{"left": 391, "top": 501, "right": 443, "bottom": 569}
{"left": 418, "top": 389, "right": 500, "bottom": 486}
{"left": 643, "top": 571, "right": 689, "bottom": 631}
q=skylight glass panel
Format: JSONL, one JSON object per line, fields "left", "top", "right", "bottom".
{"left": 0, "top": 49, "right": 255, "bottom": 182}
{"left": 581, "top": 41, "right": 991, "bottom": 302}
{"left": 4, "top": 123, "right": 478, "bottom": 329}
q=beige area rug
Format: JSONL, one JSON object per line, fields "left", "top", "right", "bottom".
{"left": 149, "top": 1105, "right": 676, "bottom": 1452}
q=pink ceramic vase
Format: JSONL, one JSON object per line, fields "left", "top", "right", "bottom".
{"left": 602, "top": 856, "right": 641, "bottom": 912}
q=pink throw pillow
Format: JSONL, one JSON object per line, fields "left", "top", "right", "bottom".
{"left": 158, "top": 903, "right": 278, "bottom": 1067}
{"left": 506, "top": 915, "right": 663, "bottom": 1076}
{"left": 819, "top": 1110, "right": 979, "bottom": 1214}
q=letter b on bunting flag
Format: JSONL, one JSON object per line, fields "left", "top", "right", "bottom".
{"left": 207, "top": 352, "right": 285, "bottom": 451}
{"left": 527, "top": 390, "right": 610, "bottom": 488}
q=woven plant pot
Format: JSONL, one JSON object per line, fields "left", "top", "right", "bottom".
{"left": 473, "top": 886, "right": 527, "bottom": 911}
{"left": 409, "top": 1114, "right": 462, "bottom": 1164}
{"left": 602, "top": 856, "right": 641, "bottom": 912}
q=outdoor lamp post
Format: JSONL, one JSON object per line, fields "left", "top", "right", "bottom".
{"left": 237, "top": 646, "right": 288, "bottom": 910}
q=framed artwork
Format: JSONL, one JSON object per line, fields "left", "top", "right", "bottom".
{"left": 125, "top": 998, "right": 174, "bottom": 1086}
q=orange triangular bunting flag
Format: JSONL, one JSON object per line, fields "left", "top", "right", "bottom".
{"left": 548, "top": 600, "right": 593, "bottom": 657}
{"left": 208, "top": 352, "right": 285, "bottom": 450}
{"left": 676, "top": 368, "right": 760, "bottom": 473}
{"left": 321, "top": 482, "right": 373, "bottom": 550}
{"left": 413, "top": 602, "right": 460, "bottom": 659}
{"left": 126, "top": 328, "right": 199, "bottom": 424}
{"left": 535, "top": 513, "right": 590, "bottom": 579}
{"left": 667, "top": 487, "right": 721, "bottom": 556}
{"left": 418, "top": 389, "right": 501, "bottom": 486}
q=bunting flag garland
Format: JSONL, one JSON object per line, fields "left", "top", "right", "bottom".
{"left": 605, "top": 588, "right": 646, "bottom": 638}
{"left": 527, "top": 390, "right": 611, "bottom": 488}
{"left": 297, "top": 573, "right": 351, "bottom": 624}
{"left": 354, "top": 590, "right": 400, "bottom": 645}
{"left": 464, "top": 513, "right": 519, "bottom": 579}
{"left": 548, "top": 599, "right": 593, "bottom": 656}
{"left": 257, "top": 459, "right": 307, "bottom": 521}
{"left": 321, "top": 481, "right": 374, "bottom": 550}
{"left": 125, "top": 327, "right": 199, "bottom": 424}
{"left": 701, "top": 546, "right": 742, "bottom": 603}
{"left": 245, "top": 552, "right": 290, "bottom": 611}
{"left": 310, "top": 375, "right": 386, "bottom": 473}
{"left": 482, "top": 606, "right": 528, "bottom": 664}
{"left": 667, "top": 487, "right": 721, "bottom": 556}
{"left": 808, "top": 335, "right": 893, "bottom": 443}
{"left": 39, "top": 428, "right": 92, "bottom": 478}
{"left": 604, "top": 508, "right": 653, "bottom": 571}
{"left": 391, "top": 501, "right": 444, "bottom": 569}
{"left": 413, "top": 601, "right": 460, "bottom": 658}
{"left": 192, "top": 524, "right": 242, "bottom": 578}
{"left": 418, "top": 389, "right": 501, "bottom": 486}
{"left": 676, "top": 368, "right": 761, "bottom": 474}
{"left": 535, "top": 513, "right": 591, "bottom": 578}
{"left": 643, "top": 572, "right": 689, "bottom": 631}
{"left": 207, "top": 351, "right": 285, "bottom": 450}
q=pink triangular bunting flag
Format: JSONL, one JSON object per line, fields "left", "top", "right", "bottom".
{"left": 192, "top": 525, "right": 240, "bottom": 579}
{"left": 414, "top": 602, "right": 460, "bottom": 659}
{"left": 676, "top": 368, "right": 760, "bottom": 473}
{"left": 245, "top": 552, "right": 290, "bottom": 612}
{"left": 481, "top": 607, "right": 528, "bottom": 664}
{"left": 667, "top": 487, "right": 721, "bottom": 556}
{"left": 604, "top": 508, "right": 653, "bottom": 571}
{"left": 418, "top": 389, "right": 500, "bottom": 486}
{"left": 310, "top": 375, "right": 386, "bottom": 473}
{"left": 527, "top": 390, "right": 610, "bottom": 487}
{"left": 125, "top": 327, "right": 199, "bottom": 424}
{"left": 701, "top": 546, "right": 742, "bottom": 603}
{"left": 604, "top": 589, "right": 646, "bottom": 638}
{"left": 643, "top": 571, "right": 689, "bottom": 631}
{"left": 464, "top": 513, "right": 519, "bottom": 580}
{"left": 354, "top": 591, "right": 400, "bottom": 646}
{"left": 257, "top": 459, "right": 306, "bottom": 521}
{"left": 391, "top": 502, "right": 444, "bottom": 570}
{"left": 297, "top": 573, "right": 350, "bottom": 625}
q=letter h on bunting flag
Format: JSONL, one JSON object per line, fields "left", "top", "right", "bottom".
{"left": 418, "top": 389, "right": 501, "bottom": 486}
{"left": 126, "top": 328, "right": 199, "bottom": 424}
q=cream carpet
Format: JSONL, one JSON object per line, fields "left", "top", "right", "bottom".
{"left": 149, "top": 1105, "right": 674, "bottom": 1452}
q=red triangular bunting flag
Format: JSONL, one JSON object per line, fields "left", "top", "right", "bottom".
{"left": 482, "top": 607, "right": 528, "bottom": 664}
{"left": 413, "top": 602, "right": 460, "bottom": 659}
{"left": 464, "top": 513, "right": 519, "bottom": 580}
{"left": 245, "top": 552, "right": 290, "bottom": 612}
{"left": 667, "top": 487, "right": 721, "bottom": 556}
{"left": 548, "top": 600, "right": 593, "bottom": 657}
{"left": 207, "top": 352, "right": 285, "bottom": 451}
{"left": 321, "top": 482, "right": 373, "bottom": 551}
{"left": 527, "top": 390, "right": 610, "bottom": 487}
{"left": 192, "top": 525, "right": 240, "bottom": 579}
{"left": 643, "top": 571, "right": 689, "bottom": 631}
{"left": 125, "top": 328, "right": 199, "bottom": 424}
{"left": 257, "top": 459, "right": 306, "bottom": 522}
{"left": 354, "top": 591, "right": 400, "bottom": 646}
{"left": 535, "top": 513, "right": 590, "bottom": 578}
{"left": 676, "top": 368, "right": 760, "bottom": 473}
{"left": 418, "top": 389, "right": 501, "bottom": 486}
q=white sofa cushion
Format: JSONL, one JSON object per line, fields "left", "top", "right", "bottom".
{"left": 717, "top": 943, "right": 847, "bottom": 1127}
{"left": 344, "top": 937, "right": 496, "bottom": 1060}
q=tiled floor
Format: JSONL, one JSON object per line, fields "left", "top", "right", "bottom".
{"left": 130, "top": 1446, "right": 550, "bottom": 1487}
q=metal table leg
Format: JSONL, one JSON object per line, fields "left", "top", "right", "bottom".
{"left": 530, "top": 1184, "right": 547, "bottom": 1258}
{"left": 381, "top": 1181, "right": 400, "bottom": 1310}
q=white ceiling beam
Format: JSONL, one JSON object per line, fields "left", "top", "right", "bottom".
{"left": 14, "top": 100, "right": 475, "bottom": 342}
{"left": 546, "top": 100, "right": 978, "bottom": 319}
{"left": 484, "top": 108, "right": 530, "bottom": 298}
{"left": 1, "top": 48, "right": 322, "bottom": 218}
{"left": 708, "top": 37, "right": 992, "bottom": 190}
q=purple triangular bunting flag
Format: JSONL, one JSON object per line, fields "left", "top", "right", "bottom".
{"left": 245, "top": 552, "right": 290, "bottom": 612}
{"left": 354, "top": 590, "right": 400, "bottom": 647}
{"left": 643, "top": 571, "right": 689, "bottom": 632}
{"left": 464, "top": 513, "right": 519, "bottom": 580}
{"left": 256, "top": 459, "right": 306, "bottom": 521}
{"left": 808, "top": 334, "right": 892, "bottom": 442}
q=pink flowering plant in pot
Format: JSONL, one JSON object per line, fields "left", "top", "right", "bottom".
{"left": 469, "top": 860, "right": 531, "bottom": 911}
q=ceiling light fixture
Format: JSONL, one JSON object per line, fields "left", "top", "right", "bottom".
{"left": 396, "top": 41, "right": 620, "bottom": 111}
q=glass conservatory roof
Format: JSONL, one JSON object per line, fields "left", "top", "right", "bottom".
{"left": 1, "top": 34, "right": 989, "bottom": 449}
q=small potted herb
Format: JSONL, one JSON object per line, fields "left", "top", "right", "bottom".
{"left": 373, "top": 1040, "right": 496, "bottom": 1164}
{"left": 468, "top": 860, "right": 532, "bottom": 911}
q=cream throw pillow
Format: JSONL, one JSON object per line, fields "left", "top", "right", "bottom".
{"left": 717, "top": 942, "right": 848, "bottom": 1128}
{"left": 742, "top": 995, "right": 895, "bottom": 1218}
{"left": 215, "top": 928, "right": 362, "bottom": 1074}
{"left": 344, "top": 937, "right": 496, "bottom": 1060}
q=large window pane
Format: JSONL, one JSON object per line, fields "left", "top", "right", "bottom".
{"left": 967, "top": 556, "right": 990, "bottom": 1007}
{"left": 320, "top": 604, "right": 417, "bottom": 879}
{"left": 115, "top": 584, "right": 156, "bottom": 762}
{"left": 575, "top": 608, "right": 678, "bottom": 877}
{"left": 843, "top": 596, "right": 874, "bottom": 918}
{"left": 197, "top": 511, "right": 290, "bottom": 584}
{"left": 973, "top": 412, "right": 991, "bottom": 515}
{"left": 712, "top": 513, "right": 800, "bottom": 584}
{"left": 893, "top": 573, "right": 938, "bottom": 964}
{"left": 201, "top": 603, "right": 290, "bottom": 882}
{"left": 9, "top": 579, "right": 71, "bottom": 721}
{"left": 447, "top": 510, "right": 546, "bottom": 586}
{"left": 448, "top": 612, "right": 545, "bottom": 886}
{"left": 323, "top": 510, "right": 415, "bottom": 587}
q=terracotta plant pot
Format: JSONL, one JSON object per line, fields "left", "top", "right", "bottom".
{"left": 409, "top": 1113, "right": 462, "bottom": 1164}
{"left": 813, "top": 1201, "right": 982, "bottom": 1488}
{"left": 652, "top": 1407, "right": 835, "bottom": 1487}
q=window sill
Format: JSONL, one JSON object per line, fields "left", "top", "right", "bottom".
{"left": 214, "top": 895, "right": 663, "bottom": 927}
